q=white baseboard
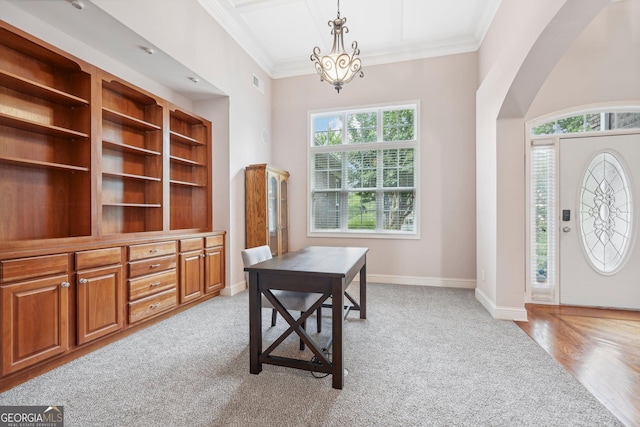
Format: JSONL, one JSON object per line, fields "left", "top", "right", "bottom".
{"left": 220, "top": 280, "right": 247, "bottom": 297}
{"left": 475, "top": 287, "right": 528, "bottom": 321}
{"left": 366, "top": 274, "right": 476, "bottom": 289}
{"left": 222, "top": 275, "right": 526, "bottom": 322}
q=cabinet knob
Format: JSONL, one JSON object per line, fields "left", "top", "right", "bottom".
{"left": 61, "top": 282, "right": 71, "bottom": 288}
{"left": 79, "top": 278, "right": 88, "bottom": 284}
{"left": 200, "top": 254, "right": 205, "bottom": 258}
{"left": 150, "top": 303, "right": 161, "bottom": 310}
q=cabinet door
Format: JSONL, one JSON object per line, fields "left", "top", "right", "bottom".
{"left": 77, "top": 265, "right": 123, "bottom": 345}
{"left": 267, "top": 172, "right": 279, "bottom": 255}
{"left": 204, "top": 246, "right": 224, "bottom": 294}
{"left": 179, "top": 250, "right": 203, "bottom": 303}
{"left": 279, "top": 175, "right": 289, "bottom": 255}
{"left": 1, "top": 275, "right": 69, "bottom": 375}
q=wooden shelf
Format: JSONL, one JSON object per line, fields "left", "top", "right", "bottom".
{"left": 0, "top": 156, "right": 89, "bottom": 172}
{"left": 102, "top": 171, "right": 161, "bottom": 182}
{"left": 0, "top": 70, "right": 89, "bottom": 107}
{"left": 170, "top": 130, "right": 204, "bottom": 146}
{"left": 170, "top": 179, "right": 205, "bottom": 188}
{"left": 0, "top": 112, "right": 89, "bottom": 139}
{"left": 102, "top": 108, "right": 161, "bottom": 132}
{"left": 170, "top": 155, "right": 205, "bottom": 167}
{"left": 102, "top": 203, "right": 162, "bottom": 208}
{"left": 103, "top": 140, "right": 161, "bottom": 157}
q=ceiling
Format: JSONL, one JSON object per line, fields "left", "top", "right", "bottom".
{"left": 197, "top": 0, "right": 503, "bottom": 78}
{"left": 5, "top": 0, "right": 502, "bottom": 98}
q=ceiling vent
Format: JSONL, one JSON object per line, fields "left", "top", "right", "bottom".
{"left": 252, "top": 74, "right": 264, "bottom": 93}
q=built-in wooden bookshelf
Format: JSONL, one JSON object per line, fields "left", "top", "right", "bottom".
{"left": 169, "top": 107, "right": 211, "bottom": 231}
{"left": 0, "top": 20, "right": 223, "bottom": 392}
{"left": 0, "top": 25, "right": 92, "bottom": 241}
{"left": 100, "top": 78, "right": 164, "bottom": 234}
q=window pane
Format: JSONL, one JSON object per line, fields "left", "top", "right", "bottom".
{"left": 585, "top": 113, "right": 601, "bottom": 132}
{"left": 313, "top": 115, "right": 343, "bottom": 146}
{"left": 347, "top": 112, "right": 377, "bottom": 144}
{"left": 347, "top": 150, "right": 377, "bottom": 189}
{"left": 383, "top": 149, "right": 414, "bottom": 188}
{"left": 313, "top": 153, "right": 342, "bottom": 189}
{"left": 312, "top": 191, "right": 341, "bottom": 230}
{"left": 383, "top": 109, "right": 414, "bottom": 141}
{"left": 556, "top": 115, "right": 584, "bottom": 133}
{"left": 616, "top": 112, "right": 640, "bottom": 129}
{"left": 383, "top": 191, "right": 415, "bottom": 231}
{"left": 347, "top": 191, "right": 376, "bottom": 230}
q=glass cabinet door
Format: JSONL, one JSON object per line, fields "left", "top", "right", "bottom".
{"left": 268, "top": 174, "right": 278, "bottom": 255}
{"left": 280, "top": 177, "right": 289, "bottom": 254}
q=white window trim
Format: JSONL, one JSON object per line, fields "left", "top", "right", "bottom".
{"left": 307, "top": 101, "right": 420, "bottom": 240}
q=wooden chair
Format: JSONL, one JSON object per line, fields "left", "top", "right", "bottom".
{"left": 242, "top": 245, "right": 322, "bottom": 350}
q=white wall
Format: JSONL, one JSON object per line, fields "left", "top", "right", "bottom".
{"left": 272, "top": 54, "right": 478, "bottom": 286}
{"left": 475, "top": 0, "right": 610, "bottom": 319}
{"left": 527, "top": 0, "right": 640, "bottom": 121}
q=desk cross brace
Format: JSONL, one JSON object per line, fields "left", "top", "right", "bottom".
{"left": 261, "top": 290, "right": 332, "bottom": 370}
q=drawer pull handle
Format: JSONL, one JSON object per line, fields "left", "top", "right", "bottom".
{"left": 150, "top": 264, "right": 161, "bottom": 268}
{"left": 149, "top": 249, "right": 158, "bottom": 253}
{"left": 79, "top": 278, "right": 88, "bottom": 284}
{"left": 150, "top": 281, "right": 161, "bottom": 287}
{"left": 150, "top": 303, "right": 161, "bottom": 309}
{"left": 61, "top": 281, "right": 70, "bottom": 288}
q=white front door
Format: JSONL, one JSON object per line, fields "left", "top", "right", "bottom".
{"left": 559, "top": 133, "right": 640, "bottom": 309}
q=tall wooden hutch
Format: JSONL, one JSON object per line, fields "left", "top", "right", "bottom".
{"left": 0, "top": 21, "right": 225, "bottom": 391}
{"left": 245, "top": 164, "right": 289, "bottom": 256}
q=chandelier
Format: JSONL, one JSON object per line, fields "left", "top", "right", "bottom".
{"left": 310, "top": 0, "right": 363, "bottom": 93}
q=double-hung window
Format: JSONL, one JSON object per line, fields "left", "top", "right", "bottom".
{"left": 308, "top": 103, "right": 418, "bottom": 237}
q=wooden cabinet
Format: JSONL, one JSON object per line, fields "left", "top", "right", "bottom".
{"left": 0, "top": 255, "right": 70, "bottom": 375}
{"left": 179, "top": 237, "right": 204, "bottom": 303}
{"left": 245, "top": 164, "right": 290, "bottom": 256}
{"left": 205, "top": 235, "right": 225, "bottom": 294}
{"left": 75, "top": 247, "right": 123, "bottom": 345}
{"left": 127, "top": 241, "right": 177, "bottom": 324}
{"left": 179, "top": 234, "right": 225, "bottom": 302}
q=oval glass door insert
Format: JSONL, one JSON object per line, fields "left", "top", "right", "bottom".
{"left": 580, "top": 151, "right": 633, "bottom": 274}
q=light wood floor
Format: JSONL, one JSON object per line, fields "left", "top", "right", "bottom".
{"left": 516, "top": 305, "right": 640, "bottom": 427}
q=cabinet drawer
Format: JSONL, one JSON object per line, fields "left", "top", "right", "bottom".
{"left": 206, "top": 235, "right": 224, "bottom": 248}
{"left": 128, "top": 270, "right": 176, "bottom": 301}
{"left": 76, "top": 247, "right": 122, "bottom": 270}
{"left": 128, "top": 255, "right": 176, "bottom": 278}
{"left": 128, "top": 288, "right": 177, "bottom": 324}
{"left": 1, "top": 254, "right": 68, "bottom": 283}
{"left": 128, "top": 241, "right": 176, "bottom": 261}
{"left": 179, "top": 238, "right": 204, "bottom": 252}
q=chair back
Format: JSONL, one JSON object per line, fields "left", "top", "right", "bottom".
{"left": 241, "top": 245, "right": 273, "bottom": 268}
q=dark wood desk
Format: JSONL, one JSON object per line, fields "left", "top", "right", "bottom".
{"left": 244, "top": 246, "right": 368, "bottom": 389}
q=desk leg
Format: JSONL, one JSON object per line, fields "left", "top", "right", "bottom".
{"left": 249, "top": 272, "right": 262, "bottom": 374}
{"left": 332, "top": 277, "right": 344, "bottom": 389}
{"left": 359, "top": 260, "right": 366, "bottom": 319}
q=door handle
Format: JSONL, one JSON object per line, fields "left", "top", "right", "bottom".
{"left": 562, "top": 226, "right": 571, "bottom": 232}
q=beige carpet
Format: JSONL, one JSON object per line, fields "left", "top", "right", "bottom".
{"left": 0, "top": 283, "right": 622, "bottom": 426}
